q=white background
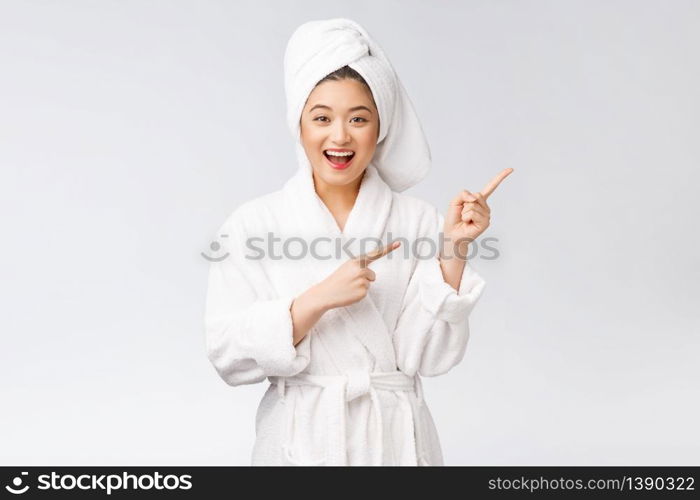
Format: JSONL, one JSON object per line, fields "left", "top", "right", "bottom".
{"left": 1, "top": 0, "right": 698, "bottom": 465}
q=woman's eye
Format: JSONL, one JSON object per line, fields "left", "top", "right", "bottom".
{"left": 313, "top": 116, "right": 367, "bottom": 123}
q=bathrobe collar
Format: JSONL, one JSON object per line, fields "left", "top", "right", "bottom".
{"left": 281, "top": 144, "right": 398, "bottom": 371}
{"left": 285, "top": 143, "right": 394, "bottom": 248}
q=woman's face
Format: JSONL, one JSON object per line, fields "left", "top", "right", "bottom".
{"left": 300, "top": 78, "right": 379, "bottom": 189}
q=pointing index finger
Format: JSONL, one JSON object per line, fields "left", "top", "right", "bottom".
{"left": 480, "top": 168, "right": 514, "bottom": 199}
{"left": 358, "top": 241, "right": 401, "bottom": 267}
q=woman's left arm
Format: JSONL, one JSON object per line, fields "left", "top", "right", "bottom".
{"left": 440, "top": 168, "right": 513, "bottom": 291}
{"left": 393, "top": 169, "right": 512, "bottom": 377}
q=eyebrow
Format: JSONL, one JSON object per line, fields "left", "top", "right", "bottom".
{"left": 309, "top": 104, "right": 373, "bottom": 114}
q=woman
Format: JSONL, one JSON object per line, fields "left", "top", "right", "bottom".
{"left": 204, "top": 18, "right": 512, "bottom": 466}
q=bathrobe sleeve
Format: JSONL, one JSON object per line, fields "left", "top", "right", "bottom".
{"left": 204, "top": 211, "right": 311, "bottom": 386}
{"left": 393, "top": 205, "right": 486, "bottom": 377}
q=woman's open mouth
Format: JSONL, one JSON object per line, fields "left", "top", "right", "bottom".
{"left": 323, "top": 149, "right": 355, "bottom": 170}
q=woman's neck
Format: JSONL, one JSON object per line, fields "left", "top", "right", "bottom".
{"left": 313, "top": 170, "right": 365, "bottom": 232}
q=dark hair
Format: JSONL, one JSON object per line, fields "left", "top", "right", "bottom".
{"left": 316, "top": 66, "right": 375, "bottom": 100}
{"left": 314, "top": 65, "right": 379, "bottom": 129}
{"left": 316, "top": 65, "right": 368, "bottom": 86}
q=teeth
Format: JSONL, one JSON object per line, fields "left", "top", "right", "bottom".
{"left": 325, "top": 150, "right": 354, "bottom": 157}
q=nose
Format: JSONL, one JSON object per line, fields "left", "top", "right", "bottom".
{"left": 330, "top": 119, "right": 351, "bottom": 145}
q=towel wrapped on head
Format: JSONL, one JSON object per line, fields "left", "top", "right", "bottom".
{"left": 284, "top": 18, "right": 431, "bottom": 192}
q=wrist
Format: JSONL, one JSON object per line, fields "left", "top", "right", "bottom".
{"left": 303, "top": 283, "right": 334, "bottom": 314}
{"left": 440, "top": 237, "right": 470, "bottom": 262}
{"left": 440, "top": 254, "right": 466, "bottom": 275}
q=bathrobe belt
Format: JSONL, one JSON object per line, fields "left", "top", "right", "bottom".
{"left": 268, "top": 370, "right": 425, "bottom": 465}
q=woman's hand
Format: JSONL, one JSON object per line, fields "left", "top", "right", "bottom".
{"left": 443, "top": 168, "right": 513, "bottom": 259}
{"left": 290, "top": 241, "right": 401, "bottom": 346}
{"left": 314, "top": 241, "right": 401, "bottom": 310}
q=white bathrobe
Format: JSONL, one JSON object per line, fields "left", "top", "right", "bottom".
{"left": 204, "top": 161, "right": 486, "bottom": 466}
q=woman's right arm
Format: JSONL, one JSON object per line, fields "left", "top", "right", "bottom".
{"left": 290, "top": 241, "right": 401, "bottom": 345}
{"left": 204, "top": 209, "right": 397, "bottom": 386}
{"left": 204, "top": 213, "right": 315, "bottom": 386}
{"left": 290, "top": 284, "right": 330, "bottom": 346}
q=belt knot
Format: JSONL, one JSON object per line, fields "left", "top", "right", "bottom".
{"left": 345, "top": 369, "right": 371, "bottom": 401}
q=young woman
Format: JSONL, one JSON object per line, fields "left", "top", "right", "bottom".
{"left": 204, "top": 18, "right": 512, "bottom": 466}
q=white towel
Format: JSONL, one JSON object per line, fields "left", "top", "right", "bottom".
{"left": 283, "top": 18, "right": 431, "bottom": 192}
